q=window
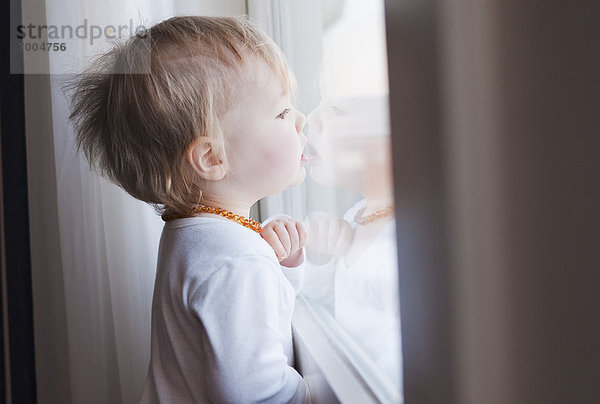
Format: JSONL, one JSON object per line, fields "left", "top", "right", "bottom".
{"left": 249, "top": 1, "right": 402, "bottom": 402}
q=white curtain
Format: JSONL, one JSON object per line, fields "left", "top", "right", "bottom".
{"left": 23, "top": 1, "right": 246, "bottom": 403}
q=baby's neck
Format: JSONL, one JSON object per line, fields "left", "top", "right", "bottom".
{"left": 199, "top": 195, "right": 253, "bottom": 218}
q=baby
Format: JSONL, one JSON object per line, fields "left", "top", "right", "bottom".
{"left": 68, "top": 16, "right": 311, "bottom": 403}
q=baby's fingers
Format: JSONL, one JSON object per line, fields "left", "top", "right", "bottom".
{"left": 284, "top": 220, "right": 301, "bottom": 256}
{"left": 261, "top": 216, "right": 307, "bottom": 263}
{"left": 261, "top": 227, "right": 287, "bottom": 261}
{"left": 273, "top": 222, "right": 292, "bottom": 259}
{"left": 297, "top": 220, "right": 309, "bottom": 249}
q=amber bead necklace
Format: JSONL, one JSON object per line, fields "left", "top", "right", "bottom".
{"left": 162, "top": 205, "right": 262, "bottom": 233}
{"left": 353, "top": 206, "right": 394, "bottom": 225}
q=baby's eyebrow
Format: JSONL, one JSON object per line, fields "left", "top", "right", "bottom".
{"left": 270, "top": 96, "right": 287, "bottom": 110}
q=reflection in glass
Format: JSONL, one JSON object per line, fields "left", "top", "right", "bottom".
{"left": 302, "top": 0, "right": 402, "bottom": 397}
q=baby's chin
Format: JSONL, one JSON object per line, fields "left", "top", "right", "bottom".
{"left": 289, "top": 167, "right": 307, "bottom": 188}
{"left": 280, "top": 166, "right": 306, "bottom": 192}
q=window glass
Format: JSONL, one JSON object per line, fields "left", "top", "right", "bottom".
{"left": 298, "top": 0, "right": 403, "bottom": 399}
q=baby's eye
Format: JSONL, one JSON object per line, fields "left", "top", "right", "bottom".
{"left": 276, "top": 108, "right": 291, "bottom": 120}
{"left": 330, "top": 106, "right": 348, "bottom": 116}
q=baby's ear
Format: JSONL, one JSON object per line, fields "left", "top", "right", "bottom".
{"left": 186, "top": 138, "right": 227, "bottom": 181}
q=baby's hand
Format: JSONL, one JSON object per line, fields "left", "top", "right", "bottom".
{"left": 261, "top": 216, "right": 308, "bottom": 268}
{"left": 305, "top": 212, "right": 353, "bottom": 265}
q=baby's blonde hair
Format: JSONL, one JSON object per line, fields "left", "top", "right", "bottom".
{"left": 67, "top": 16, "right": 296, "bottom": 215}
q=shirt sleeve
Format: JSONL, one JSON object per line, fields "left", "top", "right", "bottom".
{"left": 188, "top": 255, "right": 310, "bottom": 404}
{"left": 281, "top": 260, "right": 305, "bottom": 294}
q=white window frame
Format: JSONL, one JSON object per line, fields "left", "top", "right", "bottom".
{"left": 293, "top": 296, "right": 402, "bottom": 403}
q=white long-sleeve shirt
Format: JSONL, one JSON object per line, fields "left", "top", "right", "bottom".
{"left": 140, "top": 216, "right": 309, "bottom": 403}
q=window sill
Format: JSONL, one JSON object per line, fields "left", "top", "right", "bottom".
{"left": 292, "top": 296, "right": 402, "bottom": 404}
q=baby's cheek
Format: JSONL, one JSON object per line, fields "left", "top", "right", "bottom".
{"left": 268, "top": 138, "right": 298, "bottom": 164}
{"left": 268, "top": 147, "right": 294, "bottom": 166}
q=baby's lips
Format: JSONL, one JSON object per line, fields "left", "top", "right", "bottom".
{"left": 302, "top": 144, "right": 322, "bottom": 165}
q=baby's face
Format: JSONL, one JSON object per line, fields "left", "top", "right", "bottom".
{"left": 220, "top": 57, "right": 307, "bottom": 200}
{"left": 306, "top": 95, "right": 391, "bottom": 193}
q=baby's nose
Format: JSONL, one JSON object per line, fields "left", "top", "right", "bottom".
{"left": 296, "top": 110, "right": 306, "bottom": 133}
{"left": 306, "top": 109, "right": 322, "bottom": 138}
